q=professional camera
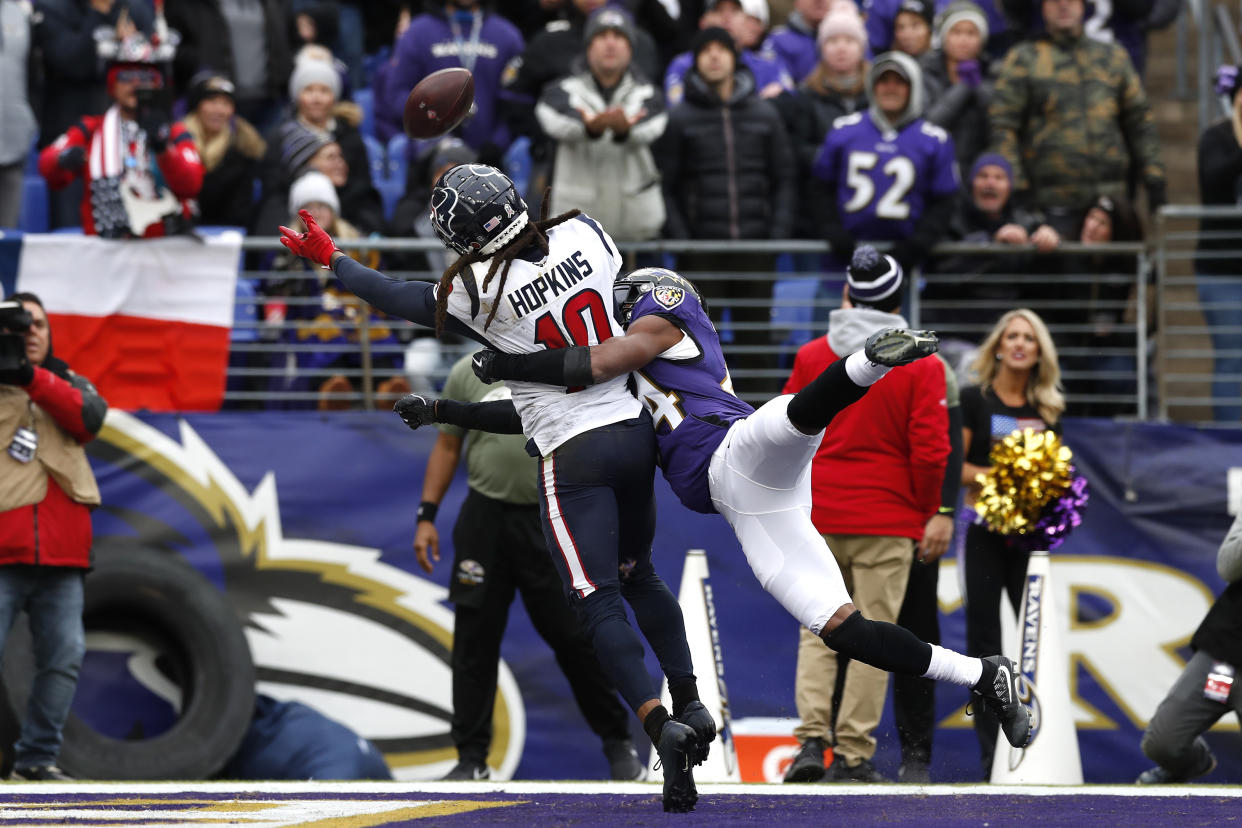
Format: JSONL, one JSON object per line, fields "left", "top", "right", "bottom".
{"left": 0, "top": 301, "right": 32, "bottom": 376}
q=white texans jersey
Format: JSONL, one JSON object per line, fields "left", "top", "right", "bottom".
{"left": 443, "top": 214, "right": 642, "bottom": 455}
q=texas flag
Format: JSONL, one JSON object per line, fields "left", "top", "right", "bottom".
{"left": 0, "top": 231, "right": 240, "bottom": 411}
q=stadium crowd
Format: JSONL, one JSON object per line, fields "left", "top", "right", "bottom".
{"left": 0, "top": 0, "right": 1181, "bottom": 411}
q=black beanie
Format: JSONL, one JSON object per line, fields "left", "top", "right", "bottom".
{"left": 691, "top": 26, "right": 738, "bottom": 60}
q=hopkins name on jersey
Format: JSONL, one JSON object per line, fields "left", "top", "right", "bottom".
{"left": 812, "top": 111, "right": 959, "bottom": 241}
{"left": 443, "top": 214, "right": 642, "bottom": 456}
{"left": 628, "top": 285, "right": 754, "bottom": 514}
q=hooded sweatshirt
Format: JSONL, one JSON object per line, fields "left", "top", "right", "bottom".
{"left": 783, "top": 306, "right": 949, "bottom": 538}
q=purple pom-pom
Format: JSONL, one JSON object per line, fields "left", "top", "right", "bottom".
{"left": 1008, "top": 468, "right": 1089, "bottom": 553}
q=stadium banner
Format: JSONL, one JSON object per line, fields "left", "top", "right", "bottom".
{"left": 0, "top": 231, "right": 239, "bottom": 411}
{"left": 81, "top": 412, "right": 1241, "bottom": 783}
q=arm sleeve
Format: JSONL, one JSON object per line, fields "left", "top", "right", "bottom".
{"left": 536, "top": 82, "right": 589, "bottom": 143}
{"left": 1117, "top": 52, "right": 1166, "bottom": 195}
{"left": 909, "top": 367, "right": 952, "bottom": 516}
{"left": 1218, "top": 510, "right": 1242, "bottom": 584}
{"left": 436, "top": 398, "right": 525, "bottom": 434}
{"left": 767, "top": 104, "right": 796, "bottom": 239}
{"left": 23, "top": 367, "right": 107, "bottom": 443}
{"left": 37, "top": 125, "right": 88, "bottom": 190}
{"left": 624, "top": 86, "right": 667, "bottom": 146}
{"left": 987, "top": 49, "right": 1029, "bottom": 191}
{"left": 942, "top": 396, "right": 964, "bottom": 510}
{"left": 331, "top": 256, "right": 493, "bottom": 346}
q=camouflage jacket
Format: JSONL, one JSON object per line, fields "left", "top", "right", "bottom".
{"left": 988, "top": 30, "right": 1165, "bottom": 212}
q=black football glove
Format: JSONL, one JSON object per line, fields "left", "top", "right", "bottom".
{"left": 394, "top": 393, "right": 438, "bottom": 431}
{"left": 471, "top": 349, "right": 501, "bottom": 384}
{"left": 57, "top": 146, "right": 86, "bottom": 172}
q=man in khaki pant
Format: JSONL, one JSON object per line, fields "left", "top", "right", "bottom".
{"left": 780, "top": 249, "right": 949, "bottom": 782}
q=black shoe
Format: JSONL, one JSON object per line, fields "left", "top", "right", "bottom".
{"left": 603, "top": 738, "right": 646, "bottom": 781}
{"left": 441, "top": 759, "right": 490, "bottom": 781}
{"left": 656, "top": 720, "right": 698, "bottom": 813}
{"left": 898, "top": 760, "right": 931, "bottom": 784}
{"left": 827, "top": 756, "right": 889, "bottom": 783}
{"left": 864, "top": 328, "right": 939, "bottom": 366}
{"left": 972, "top": 655, "right": 1033, "bottom": 748}
{"left": 9, "top": 765, "right": 73, "bottom": 781}
{"left": 677, "top": 701, "right": 717, "bottom": 766}
{"left": 782, "top": 738, "right": 827, "bottom": 783}
{"left": 1136, "top": 751, "right": 1217, "bottom": 784}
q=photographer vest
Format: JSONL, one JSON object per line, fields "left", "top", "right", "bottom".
{"left": 0, "top": 385, "right": 101, "bottom": 512}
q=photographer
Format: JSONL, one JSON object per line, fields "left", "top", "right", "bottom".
{"left": 0, "top": 294, "right": 106, "bottom": 781}
{"left": 37, "top": 31, "right": 203, "bottom": 238}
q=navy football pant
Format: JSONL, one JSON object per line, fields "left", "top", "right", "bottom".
{"left": 538, "top": 414, "right": 696, "bottom": 713}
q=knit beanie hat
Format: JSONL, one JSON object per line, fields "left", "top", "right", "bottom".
{"left": 896, "top": 0, "right": 934, "bottom": 26}
{"left": 280, "top": 121, "right": 332, "bottom": 177}
{"left": 288, "top": 55, "right": 342, "bottom": 103}
{"left": 739, "top": 0, "right": 770, "bottom": 28}
{"left": 186, "top": 72, "right": 235, "bottom": 113}
{"left": 936, "top": 0, "right": 989, "bottom": 46}
{"left": 288, "top": 170, "right": 340, "bottom": 216}
{"left": 847, "top": 246, "right": 904, "bottom": 305}
{"left": 584, "top": 6, "right": 637, "bottom": 46}
{"left": 692, "top": 26, "right": 739, "bottom": 60}
{"left": 969, "top": 152, "right": 1013, "bottom": 185}
{"left": 818, "top": 8, "right": 868, "bottom": 48}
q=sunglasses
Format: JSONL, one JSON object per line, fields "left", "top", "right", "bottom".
{"left": 114, "top": 69, "right": 164, "bottom": 87}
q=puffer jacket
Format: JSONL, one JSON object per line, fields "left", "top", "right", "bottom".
{"left": 657, "top": 66, "right": 795, "bottom": 240}
{"left": 536, "top": 65, "right": 668, "bottom": 242}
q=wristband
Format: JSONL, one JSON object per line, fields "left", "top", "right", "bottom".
{"left": 417, "top": 501, "right": 439, "bottom": 524}
{"left": 937, "top": 506, "right": 956, "bottom": 516}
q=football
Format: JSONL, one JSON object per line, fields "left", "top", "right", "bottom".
{"left": 403, "top": 67, "right": 475, "bottom": 140}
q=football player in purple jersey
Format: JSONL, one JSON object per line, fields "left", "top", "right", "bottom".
{"left": 396, "top": 263, "right": 1035, "bottom": 753}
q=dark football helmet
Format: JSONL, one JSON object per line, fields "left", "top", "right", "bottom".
{"left": 429, "top": 164, "right": 529, "bottom": 256}
{"left": 612, "top": 267, "right": 705, "bottom": 327}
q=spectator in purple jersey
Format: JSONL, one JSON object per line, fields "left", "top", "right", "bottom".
{"left": 764, "top": 0, "right": 835, "bottom": 82}
{"left": 374, "top": 0, "right": 523, "bottom": 160}
{"left": 774, "top": 6, "right": 870, "bottom": 239}
{"left": 664, "top": 0, "right": 795, "bottom": 104}
{"left": 810, "top": 50, "right": 959, "bottom": 271}
{"left": 657, "top": 26, "right": 796, "bottom": 398}
{"left": 423, "top": 268, "right": 1035, "bottom": 762}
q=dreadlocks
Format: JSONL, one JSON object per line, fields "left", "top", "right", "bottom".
{"left": 433, "top": 191, "right": 582, "bottom": 336}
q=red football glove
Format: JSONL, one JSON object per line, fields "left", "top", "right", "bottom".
{"left": 279, "top": 209, "right": 340, "bottom": 268}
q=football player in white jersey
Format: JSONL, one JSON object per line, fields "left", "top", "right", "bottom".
{"left": 279, "top": 164, "right": 710, "bottom": 812}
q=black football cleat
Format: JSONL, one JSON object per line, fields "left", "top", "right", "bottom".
{"left": 656, "top": 720, "right": 698, "bottom": 813}
{"left": 864, "top": 328, "right": 939, "bottom": 367}
{"left": 972, "top": 655, "right": 1033, "bottom": 748}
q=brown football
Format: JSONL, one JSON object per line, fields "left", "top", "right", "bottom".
{"left": 403, "top": 67, "right": 475, "bottom": 140}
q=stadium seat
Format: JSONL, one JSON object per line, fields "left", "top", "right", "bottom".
{"left": 503, "top": 136, "right": 532, "bottom": 201}
{"left": 386, "top": 134, "right": 409, "bottom": 186}
{"left": 771, "top": 277, "right": 821, "bottom": 367}
{"left": 232, "top": 277, "right": 260, "bottom": 343}
{"left": 18, "top": 176, "right": 48, "bottom": 233}
{"left": 24, "top": 138, "right": 39, "bottom": 175}
{"left": 353, "top": 87, "right": 375, "bottom": 139}
{"left": 377, "top": 178, "right": 405, "bottom": 224}
{"left": 362, "top": 133, "right": 387, "bottom": 182}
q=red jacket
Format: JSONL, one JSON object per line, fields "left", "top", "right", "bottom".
{"left": 0, "top": 366, "right": 105, "bottom": 568}
{"left": 38, "top": 112, "right": 203, "bottom": 237}
{"left": 784, "top": 335, "right": 949, "bottom": 539}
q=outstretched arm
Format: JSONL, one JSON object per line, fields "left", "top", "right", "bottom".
{"left": 474, "top": 314, "right": 684, "bottom": 386}
{"left": 395, "top": 393, "right": 525, "bottom": 435}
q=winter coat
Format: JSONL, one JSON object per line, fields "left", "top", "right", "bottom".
{"left": 536, "top": 66, "right": 667, "bottom": 242}
{"left": 182, "top": 113, "right": 267, "bottom": 228}
{"left": 165, "top": 0, "right": 294, "bottom": 101}
{"left": 657, "top": 67, "right": 795, "bottom": 240}
{"left": 920, "top": 49, "right": 992, "bottom": 174}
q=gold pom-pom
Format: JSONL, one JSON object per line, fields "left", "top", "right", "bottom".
{"left": 973, "top": 428, "right": 1074, "bottom": 536}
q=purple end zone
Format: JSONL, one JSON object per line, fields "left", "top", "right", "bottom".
{"left": 3, "top": 791, "right": 1237, "bottom": 827}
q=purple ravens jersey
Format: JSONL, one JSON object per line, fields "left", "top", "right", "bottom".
{"left": 628, "top": 286, "right": 755, "bottom": 514}
{"left": 811, "top": 111, "right": 959, "bottom": 241}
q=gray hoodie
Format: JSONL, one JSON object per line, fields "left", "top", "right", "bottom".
{"left": 866, "top": 50, "right": 926, "bottom": 135}
{"left": 826, "top": 306, "right": 910, "bottom": 358}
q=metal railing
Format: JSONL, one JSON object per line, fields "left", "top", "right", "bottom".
{"left": 230, "top": 237, "right": 1150, "bottom": 418}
